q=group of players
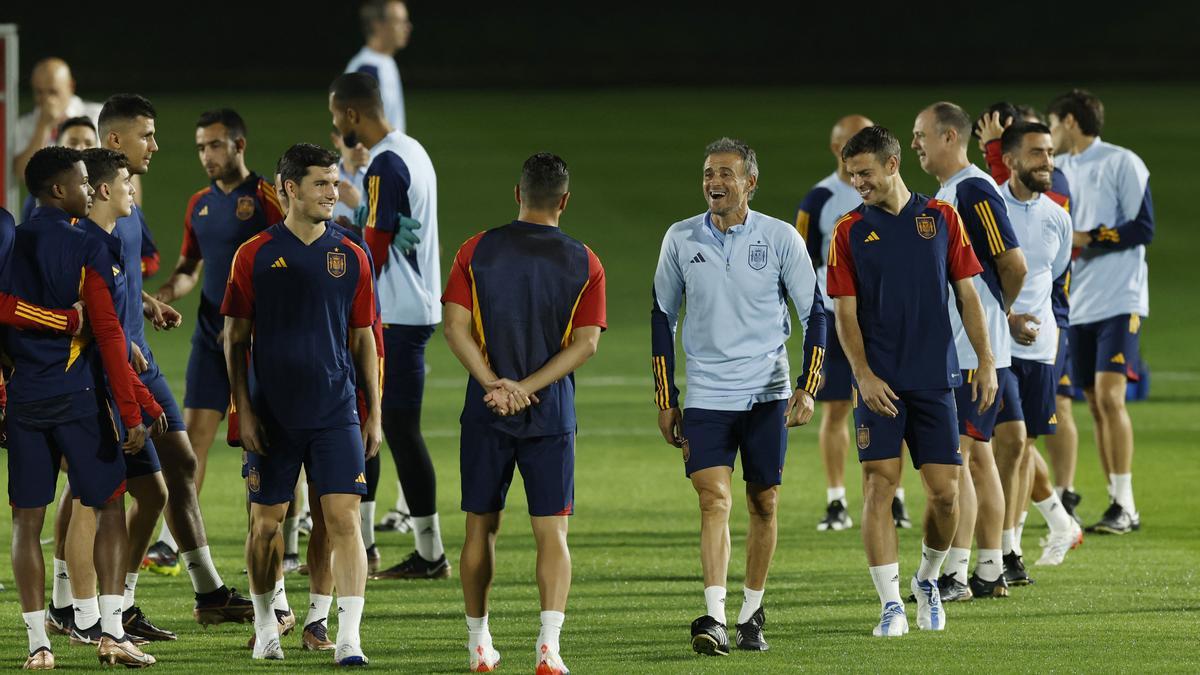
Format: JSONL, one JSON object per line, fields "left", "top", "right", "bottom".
{"left": 650, "top": 89, "right": 1151, "bottom": 655}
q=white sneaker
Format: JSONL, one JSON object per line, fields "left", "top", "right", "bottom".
{"left": 872, "top": 601, "right": 908, "bottom": 637}
{"left": 252, "top": 634, "right": 284, "bottom": 660}
{"left": 535, "top": 645, "right": 570, "bottom": 674}
{"left": 1036, "top": 523, "right": 1083, "bottom": 566}
{"left": 334, "top": 642, "right": 369, "bottom": 666}
{"left": 910, "top": 575, "right": 945, "bottom": 631}
{"left": 469, "top": 644, "right": 501, "bottom": 672}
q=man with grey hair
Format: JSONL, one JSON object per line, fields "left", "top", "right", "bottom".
{"left": 652, "top": 137, "right": 826, "bottom": 655}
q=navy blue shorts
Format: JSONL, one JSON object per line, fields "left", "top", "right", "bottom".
{"left": 681, "top": 400, "right": 788, "bottom": 486}
{"left": 1053, "top": 326, "right": 1075, "bottom": 398}
{"left": 1070, "top": 314, "right": 1142, "bottom": 389}
{"left": 127, "top": 360, "right": 183, "bottom": 478}
{"left": 382, "top": 324, "right": 435, "bottom": 410}
{"left": 1002, "top": 358, "right": 1058, "bottom": 438}
{"left": 245, "top": 423, "right": 367, "bottom": 505}
{"left": 816, "top": 311, "right": 852, "bottom": 402}
{"left": 6, "top": 391, "right": 126, "bottom": 508}
{"left": 854, "top": 388, "right": 961, "bottom": 468}
{"left": 184, "top": 338, "right": 230, "bottom": 413}
{"left": 954, "top": 368, "right": 1017, "bottom": 441}
{"left": 459, "top": 424, "right": 574, "bottom": 516}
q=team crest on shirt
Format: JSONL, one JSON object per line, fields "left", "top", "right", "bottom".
{"left": 856, "top": 426, "right": 870, "bottom": 450}
{"left": 748, "top": 243, "right": 768, "bottom": 270}
{"left": 327, "top": 251, "right": 347, "bottom": 278}
{"left": 915, "top": 216, "right": 937, "bottom": 239}
{"left": 247, "top": 468, "right": 261, "bottom": 493}
{"left": 236, "top": 196, "right": 255, "bottom": 221}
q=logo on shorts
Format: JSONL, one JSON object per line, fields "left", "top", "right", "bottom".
{"left": 355, "top": 473, "right": 367, "bottom": 484}
{"left": 856, "top": 426, "right": 870, "bottom": 450}
{"left": 247, "top": 468, "right": 261, "bottom": 493}
{"left": 327, "top": 250, "right": 347, "bottom": 278}
{"left": 236, "top": 195, "right": 255, "bottom": 221}
{"left": 748, "top": 243, "right": 768, "bottom": 270}
{"left": 915, "top": 216, "right": 937, "bottom": 239}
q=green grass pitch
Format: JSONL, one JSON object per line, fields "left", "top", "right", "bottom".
{"left": 2, "top": 84, "right": 1198, "bottom": 671}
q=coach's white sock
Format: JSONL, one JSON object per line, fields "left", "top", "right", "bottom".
{"left": 157, "top": 520, "right": 178, "bottom": 551}
{"left": 414, "top": 514, "right": 444, "bottom": 560}
{"left": 827, "top": 486, "right": 846, "bottom": 505}
{"left": 336, "top": 596, "right": 364, "bottom": 649}
{"left": 283, "top": 516, "right": 300, "bottom": 557}
{"left": 52, "top": 559, "right": 72, "bottom": 610}
{"left": 895, "top": 487, "right": 906, "bottom": 503}
{"left": 869, "top": 563, "right": 902, "bottom": 608}
{"left": 976, "top": 548, "right": 1003, "bottom": 582}
{"left": 1001, "top": 528, "right": 1016, "bottom": 556}
{"left": 305, "top": 593, "right": 333, "bottom": 628}
{"left": 360, "top": 502, "right": 376, "bottom": 549}
{"left": 1112, "top": 473, "right": 1136, "bottom": 514}
{"left": 122, "top": 573, "right": 139, "bottom": 611}
{"left": 23, "top": 610, "right": 50, "bottom": 654}
{"left": 703, "top": 586, "right": 726, "bottom": 623}
{"left": 466, "top": 614, "right": 492, "bottom": 652}
{"left": 1035, "top": 494, "right": 1074, "bottom": 535}
{"left": 737, "top": 587, "right": 764, "bottom": 624}
{"left": 252, "top": 591, "right": 278, "bottom": 646}
{"left": 74, "top": 596, "right": 100, "bottom": 630}
{"left": 99, "top": 595, "right": 124, "bottom": 639}
{"left": 180, "top": 545, "right": 223, "bottom": 594}
{"left": 537, "top": 610, "right": 565, "bottom": 655}
{"left": 917, "top": 542, "right": 948, "bottom": 581}
{"left": 272, "top": 576, "right": 290, "bottom": 614}
{"left": 947, "top": 547, "right": 971, "bottom": 584}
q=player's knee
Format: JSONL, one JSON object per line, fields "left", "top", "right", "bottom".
{"left": 927, "top": 483, "right": 959, "bottom": 515}
{"left": 746, "top": 488, "right": 777, "bottom": 520}
{"left": 862, "top": 470, "right": 898, "bottom": 505}
{"left": 697, "top": 486, "right": 732, "bottom": 516}
{"left": 321, "top": 507, "right": 360, "bottom": 539}
{"left": 249, "top": 517, "right": 281, "bottom": 543}
{"left": 1094, "top": 388, "right": 1127, "bottom": 418}
{"left": 823, "top": 401, "right": 852, "bottom": 426}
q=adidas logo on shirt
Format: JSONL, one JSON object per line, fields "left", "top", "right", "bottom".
{"left": 271, "top": 257, "right": 288, "bottom": 269}
{"left": 1111, "top": 352, "right": 1125, "bottom": 364}
{"left": 690, "top": 252, "right": 707, "bottom": 264}
{"left": 198, "top": 205, "right": 209, "bottom": 216}
{"left": 864, "top": 231, "right": 881, "bottom": 243}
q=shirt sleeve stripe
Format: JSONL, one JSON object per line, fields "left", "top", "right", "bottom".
{"left": 15, "top": 307, "right": 68, "bottom": 330}
{"left": 795, "top": 210, "right": 810, "bottom": 239}
{"left": 15, "top": 301, "right": 69, "bottom": 329}
{"left": 975, "top": 201, "right": 1005, "bottom": 255}
{"left": 804, "top": 346, "right": 825, "bottom": 395}
{"left": 466, "top": 264, "right": 488, "bottom": 360}
{"left": 653, "top": 356, "right": 668, "bottom": 408}
{"left": 366, "top": 176, "right": 380, "bottom": 229}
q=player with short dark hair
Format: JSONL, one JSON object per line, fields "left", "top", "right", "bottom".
{"left": 224, "top": 142, "right": 381, "bottom": 665}
{"left": 443, "top": 151, "right": 605, "bottom": 674}
{"left": 831, "top": 125, "right": 994, "bottom": 636}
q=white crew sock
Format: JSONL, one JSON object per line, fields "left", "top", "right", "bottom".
{"left": 23, "top": 610, "right": 50, "bottom": 654}
{"left": 947, "top": 547, "right": 971, "bottom": 584}
{"left": 394, "top": 481, "right": 409, "bottom": 514}
{"left": 537, "top": 610, "right": 565, "bottom": 655}
{"left": 737, "top": 587, "right": 764, "bottom": 625}
{"left": 74, "top": 596, "right": 100, "bottom": 630}
{"left": 272, "top": 576, "right": 290, "bottom": 614}
{"left": 895, "top": 487, "right": 906, "bottom": 502}
{"left": 414, "top": 514, "right": 444, "bottom": 560}
{"left": 975, "top": 548, "right": 1003, "bottom": 582}
{"left": 336, "top": 596, "right": 365, "bottom": 650}
{"left": 360, "top": 502, "right": 376, "bottom": 549}
{"left": 99, "top": 595, "right": 124, "bottom": 639}
{"left": 916, "top": 542, "right": 948, "bottom": 581}
{"left": 157, "top": 520, "right": 178, "bottom": 551}
{"left": 466, "top": 614, "right": 492, "bottom": 652}
{"left": 283, "top": 517, "right": 300, "bottom": 557}
{"left": 123, "top": 573, "right": 139, "bottom": 611}
{"left": 1112, "top": 473, "right": 1136, "bottom": 514}
{"left": 1055, "top": 486, "right": 1066, "bottom": 499}
{"left": 1014, "top": 511, "right": 1028, "bottom": 556}
{"left": 827, "top": 486, "right": 846, "bottom": 504}
{"left": 703, "top": 586, "right": 726, "bottom": 623}
{"left": 52, "top": 559, "right": 72, "bottom": 609}
{"left": 869, "top": 563, "right": 902, "bottom": 608}
{"left": 305, "top": 593, "right": 333, "bottom": 628}
{"left": 252, "top": 591, "right": 279, "bottom": 646}
{"left": 1107, "top": 474, "right": 1117, "bottom": 501}
{"left": 1001, "top": 528, "right": 1016, "bottom": 556}
{"left": 180, "top": 546, "right": 223, "bottom": 594}
{"left": 1035, "top": 494, "right": 1075, "bottom": 535}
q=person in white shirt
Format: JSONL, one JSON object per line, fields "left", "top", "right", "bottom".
{"left": 13, "top": 58, "right": 103, "bottom": 186}
{"left": 345, "top": 0, "right": 412, "bottom": 133}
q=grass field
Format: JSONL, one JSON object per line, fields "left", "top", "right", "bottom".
{"left": 2, "top": 85, "right": 1199, "bottom": 672}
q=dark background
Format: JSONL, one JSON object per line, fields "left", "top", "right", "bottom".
{"left": 4, "top": 2, "right": 1199, "bottom": 95}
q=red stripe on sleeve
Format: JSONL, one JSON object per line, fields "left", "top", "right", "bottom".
{"left": 441, "top": 232, "right": 486, "bottom": 311}
{"left": 0, "top": 292, "right": 79, "bottom": 334}
{"left": 81, "top": 268, "right": 141, "bottom": 427}
{"left": 347, "top": 240, "right": 377, "bottom": 329}
{"left": 179, "top": 189, "right": 210, "bottom": 260}
{"left": 571, "top": 246, "right": 607, "bottom": 330}
{"left": 221, "top": 234, "right": 269, "bottom": 318}
{"left": 825, "top": 213, "right": 861, "bottom": 297}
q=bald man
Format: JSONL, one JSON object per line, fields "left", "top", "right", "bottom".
{"left": 13, "top": 58, "right": 104, "bottom": 184}
{"left": 794, "top": 114, "right": 920, "bottom": 532}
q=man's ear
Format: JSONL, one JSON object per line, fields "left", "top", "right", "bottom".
{"left": 514, "top": 184, "right": 522, "bottom": 206}
{"left": 97, "top": 182, "right": 112, "bottom": 201}
{"left": 235, "top": 137, "right": 247, "bottom": 154}
{"left": 558, "top": 191, "right": 570, "bottom": 213}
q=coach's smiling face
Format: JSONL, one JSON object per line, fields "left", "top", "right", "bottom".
{"left": 703, "top": 152, "right": 755, "bottom": 218}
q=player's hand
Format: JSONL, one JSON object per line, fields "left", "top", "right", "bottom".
{"left": 484, "top": 379, "right": 537, "bottom": 416}
{"left": 1008, "top": 312, "right": 1040, "bottom": 346}
{"left": 785, "top": 388, "right": 816, "bottom": 427}
{"left": 215, "top": 327, "right": 227, "bottom": 348}
{"left": 858, "top": 372, "right": 900, "bottom": 418}
{"left": 657, "top": 407, "right": 685, "bottom": 447}
{"left": 395, "top": 216, "right": 422, "bottom": 254}
{"left": 971, "top": 362, "right": 999, "bottom": 414}
{"left": 144, "top": 296, "right": 182, "bottom": 331}
{"left": 149, "top": 413, "right": 168, "bottom": 438}
{"left": 239, "top": 409, "right": 269, "bottom": 456}
{"left": 1073, "top": 230, "right": 1094, "bottom": 248}
{"left": 123, "top": 423, "right": 148, "bottom": 453}
{"left": 130, "top": 342, "right": 149, "bottom": 374}
{"left": 975, "top": 110, "right": 1012, "bottom": 145}
{"left": 71, "top": 302, "right": 86, "bottom": 336}
{"left": 362, "top": 413, "right": 383, "bottom": 460}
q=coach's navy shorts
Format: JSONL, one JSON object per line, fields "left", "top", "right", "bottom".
{"left": 1001, "top": 357, "right": 1058, "bottom": 438}
{"left": 382, "top": 324, "right": 435, "bottom": 410}
{"left": 954, "top": 368, "right": 1017, "bottom": 441}
{"left": 245, "top": 423, "right": 367, "bottom": 505}
{"left": 681, "top": 400, "right": 788, "bottom": 486}
{"left": 184, "top": 339, "right": 230, "bottom": 413}
{"left": 459, "top": 424, "right": 575, "bottom": 516}
{"left": 816, "top": 311, "right": 853, "bottom": 402}
{"left": 1053, "top": 326, "right": 1075, "bottom": 398}
{"left": 6, "top": 390, "right": 126, "bottom": 508}
{"left": 1070, "top": 314, "right": 1142, "bottom": 389}
{"left": 854, "top": 388, "right": 961, "bottom": 468}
